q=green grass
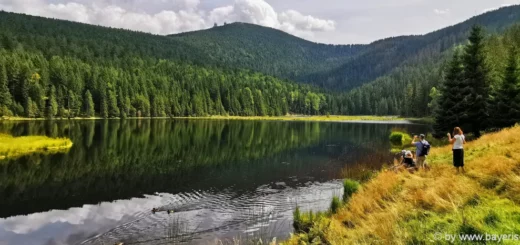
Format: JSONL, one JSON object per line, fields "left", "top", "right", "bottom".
{"left": 0, "top": 134, "right": 73, "bottom": 160}
{"left": 330, "top": 196, "right": 342, "bottom": 214}
{"left": 343, "top": 179, "right": 360, "bottom": 202}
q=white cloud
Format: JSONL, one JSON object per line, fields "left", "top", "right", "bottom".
{"left": 279, "top": 10, "right": 335, "bottom": 32}
{"left": 0, "top": 0, "right": 335, "bottom": 40}
{"left": 433, "top": 8, "right": 450, "bottom": 15}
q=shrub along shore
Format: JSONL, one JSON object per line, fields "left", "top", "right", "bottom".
{"left": 0, "top": 134, "right": 73, "bottom": 160}
{"left": 287, "top": 125, "right": 520, "bottom": 244}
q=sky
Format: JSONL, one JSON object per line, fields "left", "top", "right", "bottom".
{"left": 0, "top": 0, "right": 519, "bottom": 44}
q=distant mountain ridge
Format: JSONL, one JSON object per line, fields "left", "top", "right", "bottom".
{"left": 169, "top": 22, "right": 366, "bottom": 82}
{"left": 169, "top": 5, "right": 520, "bottom": 90}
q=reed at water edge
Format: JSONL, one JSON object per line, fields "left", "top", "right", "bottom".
{"left": 0, "top": 133, "right": 73, "bottom": 160}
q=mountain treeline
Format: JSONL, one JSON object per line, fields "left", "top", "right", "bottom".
{"left": 336, "top": 24, "right": 520, "bottom": 120}
{"left": 299, "top": 5, "right": 520, "bottom": 90}
{"left": 0, "top": 47, "right": 338, "bottom": 118}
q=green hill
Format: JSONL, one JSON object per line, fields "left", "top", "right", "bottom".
{"left": 170, "top": 22, "right": 365, "bottom": 83}
{"left": 170, "top": 5, "right": 520, "bottom": 90}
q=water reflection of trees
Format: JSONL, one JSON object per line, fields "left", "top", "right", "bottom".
{"left": 0, "top": 120, "right": 429, "bottom": 217}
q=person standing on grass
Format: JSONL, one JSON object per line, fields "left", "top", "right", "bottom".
{"left": 412, "top": 134, "right": 430, "bottom": 170}
{"left": 448, "top": 127, "right": 466, "bottom": 173}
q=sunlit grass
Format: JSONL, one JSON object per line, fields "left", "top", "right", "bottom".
{"left": 286, "top": 125, "right": 520, "bottom": 245}
{"left": 172, "top": 115, "right": 408, "bottom": 122}
{"left": 0, "top": 134, "right": 73, "bottom": 160}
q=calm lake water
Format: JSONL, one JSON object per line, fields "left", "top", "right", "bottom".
{"left": 0, "top": 119, "right": 430, "bottom": 245}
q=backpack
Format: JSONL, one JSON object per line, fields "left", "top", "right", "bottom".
{"left": 419, "top": 140, "right": 431, "bottom": 156}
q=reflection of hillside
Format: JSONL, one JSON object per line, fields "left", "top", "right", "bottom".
{"left": 0, "top": 120, "right": 430, "bottom": 217}
{"left": 0, "top": 120, "right": 324, "bottom": 216}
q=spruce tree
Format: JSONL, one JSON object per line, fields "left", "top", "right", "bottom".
{"left": 494, "top": 47, "right": 520, "bottom": 128}
{"left": 84, "top": 90, "right": 95, "bottom": 117}
{"left": 45, "top": 85, "right": 58, "bottom": 119}
{"left": 100, "top": 92, "right": 109, "bottom": 118}
{"left": 461, "top": 25, "right": 491, "bottom": 137}
{"left": 0, "top": 63, "right": 11, "bottom": 107}
{"left": 434, "top": 48, "right": 465, "bottom": 136}
{"left": 117, "top": 87, "right": 127, "bottom": 118}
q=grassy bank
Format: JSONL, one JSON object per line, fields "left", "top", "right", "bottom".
{"left": 287, "top": 125, "right": 520, "bottom": 244}
{"left": 173, "top": 115, "right": 411, "bottom": 122}
{"left": 0, "top": 134, "right": 73, "bottom": 160}
{"left": 1, "top": 115, "right": 411, "bottom": 122}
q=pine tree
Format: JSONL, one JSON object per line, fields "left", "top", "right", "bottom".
{"left": 107, "top": 89, "right": 119, "bottom": 118}
{"left": 45, "top": 85, "right": 58, "bottom": 119}
{"left": 461, "top": 25, "right": 491, "bottom": 137}
{"left": 117, "top": 87, "right": 127, "bottom": 118}
{"left": 25, "top": 97, "right": 35, "bottom": 117}
{"left": 253, "top": 89, "right": 266, "bottom": 116}
{"left": 434, "top": 48, "right": 465, "bottom": 136}
{"left": 0, "top": 63, "right": 11, "bottom": 107}
{"left": 493, "top": 47, "right": 520, "bottom": 128}
{"left": 84, "top": 90, "right": 95, "bottom": 117}
{"left": 100, "top": 92, "right": 109, "bottom": 118}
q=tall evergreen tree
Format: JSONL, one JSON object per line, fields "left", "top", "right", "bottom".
{"left": 493, "top": 47, "right": 520, "bottom": 128}
{"left": 434, "top": 48, "right": 465, "bottom": 136}
{"left": 117, "top": 87, "right": 127, "bottom": 118}
{"left": 0, "top": 63, "right": 11, "bottom": 107}
{"left": 100, "top": 92, "right": 109, "bottom": 118}
{"left": 84, "top": 90, "right": 95, "bottom": 117}
{"left": 461, "top": 25, "right": 491, "bottom": 137}
{"left": 45, "top": 85, "right": 58, "bottom": 119}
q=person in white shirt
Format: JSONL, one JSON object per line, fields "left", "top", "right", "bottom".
{"left": 447, "top": 127, "right": 466, "bottom": 173}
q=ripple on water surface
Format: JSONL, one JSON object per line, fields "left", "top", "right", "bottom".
{"left": 79, "top": 180, "right": 343, "bottom": 245}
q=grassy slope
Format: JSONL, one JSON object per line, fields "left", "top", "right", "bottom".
{"left": 0, "top": 134, "right": 73, "bottom": 160}
{"left": 288, "top": 125, "right": 520, "bottom": 244}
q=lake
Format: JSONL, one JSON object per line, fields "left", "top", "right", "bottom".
{"left": 0, "top": 119, "right": 430, "bottom": 245}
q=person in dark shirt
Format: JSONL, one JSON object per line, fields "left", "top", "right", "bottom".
{"left": 402, "top": 151, "right": 416, "bottom": 168}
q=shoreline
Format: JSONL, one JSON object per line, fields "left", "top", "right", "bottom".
{"left": 1, "top": 115, "right": 428, "bottom": 123}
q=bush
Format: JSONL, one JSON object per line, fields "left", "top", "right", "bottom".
{"left": 343, "top": 179, "right": 360, "bottom": 202}
{"left": 330, "top": 196, "right": 341, "bottom": 214}
{"left": 389, "top": 131, "right": 412, "bottom": 146}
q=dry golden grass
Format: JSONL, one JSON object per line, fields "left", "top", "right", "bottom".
{"left": 0, "top": 133, "right": 73, "bottom": 160}
{"left": 286, "top": 125, "right": 520, "bottom": 245}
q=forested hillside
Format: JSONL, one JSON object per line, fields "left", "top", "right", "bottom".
{"left": 0, "top": 47, "right": 338, "bottom": 118}
{"left": 171, "top": 5, "right": 520, "bottom": 90}
{"left": 338, "top": 24, "right": 520, "bottom": 118}
{"left": 171, "top": 23, "right": 365, "bottom": 83}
